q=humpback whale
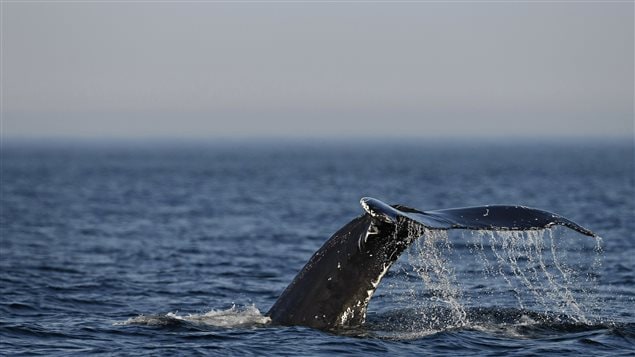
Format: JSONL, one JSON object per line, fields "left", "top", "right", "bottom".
{"left": 267, "top": 197, "right": 595, "bottom": 330}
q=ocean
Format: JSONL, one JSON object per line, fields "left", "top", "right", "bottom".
{"left": 1, "top": 139, "right": 633, "bottom": 355}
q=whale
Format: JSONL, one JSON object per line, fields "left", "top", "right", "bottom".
{"left": 267, "top": 197, "right": 595, "bottom": 330}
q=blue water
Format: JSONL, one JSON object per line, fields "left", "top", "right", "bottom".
{"left": 1, "top": 139, "right": 634, "bottom": 355}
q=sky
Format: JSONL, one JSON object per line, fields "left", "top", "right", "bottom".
{"left": 2, "top": 1, "right": 633, "bottom": 140}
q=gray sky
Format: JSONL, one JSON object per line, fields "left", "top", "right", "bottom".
{"left": 2, "top": 1, "right": 633, "bottom": 139}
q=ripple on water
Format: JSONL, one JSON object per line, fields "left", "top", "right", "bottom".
{"left": 1, "top": 142, "right": 633, "bottom": 355}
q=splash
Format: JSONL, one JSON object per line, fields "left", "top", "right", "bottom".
{"left": 408, "top": 229, "right": 467, "bottom": 327}
{"left": 372, "top": 226, "right": 604, "bottom": 336}
{"left": 466, "top": 229, "right": 603, "bottom": 323}
{"left": 116, "top": 304, "right": 271, "bottom": 328}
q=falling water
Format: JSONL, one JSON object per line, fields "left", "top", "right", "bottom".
{"left": 463, "top": 229, "right": 603, "bottom": 323}
{"left": 408, "top": 229, "right": 468, "bottom": 327}
{"left": 372, "top": 225, "right": 604, "bottom": 334}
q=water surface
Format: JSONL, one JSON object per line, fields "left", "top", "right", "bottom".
{"left": 1, "top": 139, "right": 633, "bottom": 355}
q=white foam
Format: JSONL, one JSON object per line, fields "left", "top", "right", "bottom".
{"left": 116, "top": 304, "right": 271, "bottom": 328}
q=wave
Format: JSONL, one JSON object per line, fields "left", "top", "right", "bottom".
{"left": 115, "top": 304, "right": 271, "bottom": 329}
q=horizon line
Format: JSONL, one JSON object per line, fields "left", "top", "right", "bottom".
{"left": 2, "top": 134, "right": 633, "bottom": 145}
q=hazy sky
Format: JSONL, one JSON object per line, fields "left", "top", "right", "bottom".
{"left": 2, "top": 1, "right": 633, "bottom": 139}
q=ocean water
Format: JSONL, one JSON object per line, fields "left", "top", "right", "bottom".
{"left": 1, "top": 139, "right": 633, "bottom": 356}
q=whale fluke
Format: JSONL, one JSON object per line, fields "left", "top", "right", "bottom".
{"left": 267, "top": 197, "right": 596, "bottom": 330}
{"left": 361, "top": 197, "right": 596, "bottom": 237}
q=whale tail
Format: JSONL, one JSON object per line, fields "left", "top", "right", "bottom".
{"left": 360, "top": 197, "right": 596, "bottom": 237}
{"left": 267, "top": 197, "right": 596, "bottom": 330}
